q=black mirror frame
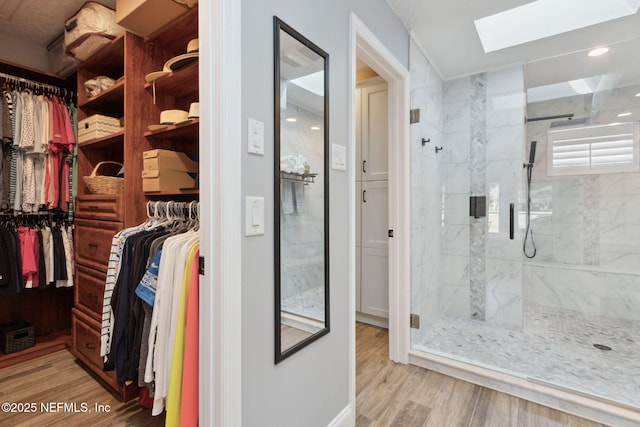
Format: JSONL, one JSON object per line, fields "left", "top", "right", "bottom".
{"left": 274, "top": 16, "right": 330, "bottom": 364}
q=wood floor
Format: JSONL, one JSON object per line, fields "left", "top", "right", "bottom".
{"left": 0, "top": 349, "right": 163, "bottom": 426}
{"left": 356, "top": 322, "right": 608, "bottom": 427}
{"left": 0, "top": 324, "right": 611, "bottom": 426}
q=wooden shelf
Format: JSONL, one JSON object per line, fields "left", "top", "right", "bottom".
{"left": 80, "top": 34, "right": 125, "bottom": 75}
{"left": 79, "top": 79, "right": 125, "bottom": 116}
{"left": 144, "top": 60, "right": 198, "bottom": 99}
{"left": 78, "top": 129, "right": 124, "bottom": 149}
{"left": 0, "top": 330, "right": 71, "bottom": 369}
{"left": 144, "top": 189, "right": 199, "bottom": 196}
{"left": 144, "top": 119, "right": 198, "bottom": 140}
{"left": 146, "top": 6, "right": 198, "bottom": 54}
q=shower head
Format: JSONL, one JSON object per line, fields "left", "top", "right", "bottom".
{"left": 528, "top": 141, "right": 537, "bottom": 165}
{"left": 550, "top": 117, "right": 589, "bottom": 128}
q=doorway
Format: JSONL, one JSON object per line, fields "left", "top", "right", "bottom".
{"left": 355, "top": 68, "right": 390, "bottom": 329}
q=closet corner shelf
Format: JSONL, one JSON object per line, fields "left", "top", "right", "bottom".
{"left": 144, "top": 119, "right": 199, "bottom": 140}
{"left": 143, "top": 189, "right": 199, "bottom": 196}
{"left": 78, "top": 79, "right": 125, "bottom": 113}
{"left": 280, "top": 172, "right": 318, "bottom": 184}
{"left": 143, "top": 61, "right": 199, "bottom": 98}
{"left": 78, "top": 129, "right": 125, "bottom": 149}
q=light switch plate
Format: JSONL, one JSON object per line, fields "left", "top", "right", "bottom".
{"left": 245, "top": 197, "right": 265, "bottom": 236}
{"left": 248, "top": 118, "right": 264, "bottom": 155}
{"left": 332, "top": 144, "right": 346, "bottom": 171}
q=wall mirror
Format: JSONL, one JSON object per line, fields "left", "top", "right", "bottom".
{"left": 274, "top": 16, "right": 330, "bottom": 363}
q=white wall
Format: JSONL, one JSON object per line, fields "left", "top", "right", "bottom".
{"left": 0, "top": 33, "right": 51, "bottom": 73}
{"left": 241, "top": 1, "right": 408, "bottom": 426}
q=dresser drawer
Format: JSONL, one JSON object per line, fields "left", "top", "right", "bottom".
{"left": 75, "top": 194, "right": 124, "bottom": 221}
{"left": 75, "top": 219, "right": 123, "bottom": 272}
{"left": 75, "top": 265, "right": 105, "bottom": 321}
{"left": 72, "top": 309, "right": 103, "bottom": 369}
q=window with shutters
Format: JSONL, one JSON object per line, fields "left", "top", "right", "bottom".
{"left": 547, "top": 122, "right": 640, "bottom": 176}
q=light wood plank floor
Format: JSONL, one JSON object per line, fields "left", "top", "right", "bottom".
{"left": 356, "top": 322, "right": 609, "bottom": 427}
{"left": 0, "top": 349, "right": 163, "bottom": 426}
{"left": 0, "top": 325, "right": 612, "bottom": 427}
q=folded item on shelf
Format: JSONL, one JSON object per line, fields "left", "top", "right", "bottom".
{"left": 78, "top": 114, "right": 122, "bottom": 143}
{"left": 84, "top": 75, "right": 116, "bottom": 97}
{"left": 143, "top": 149, "right": 199, "bottom": 173}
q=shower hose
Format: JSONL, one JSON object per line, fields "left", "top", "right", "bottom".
{"left": 523, "top": 163, "right": 537, "bottom": 258}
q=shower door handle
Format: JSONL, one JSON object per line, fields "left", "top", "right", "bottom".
{"left": 509, "top": 203, "right": 514, "bottom": 240}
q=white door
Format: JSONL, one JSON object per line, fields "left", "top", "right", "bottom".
{"left": 361, "top": 83, "right": 388, "bottom": 181}
{"left": 361, "top": 247, "right": 389, "bottom": 318}
{"left": 361, "top": 180, "right": 389, "bottom": 250}
{"left": 355, "top": 87, "right": 363, "bottom": 182}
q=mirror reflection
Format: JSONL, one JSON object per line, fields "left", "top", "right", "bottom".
{"left": 274, "top": 17, "right": 329, "bottom": 362}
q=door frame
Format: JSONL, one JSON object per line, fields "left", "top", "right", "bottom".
{"left": 348, "top": 10, "right": 411, "bottom": 418}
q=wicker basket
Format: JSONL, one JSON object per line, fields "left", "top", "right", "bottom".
{"left": 0, "top": 321, "right": 35, "bottom": 354}
{"left": 83, "top": 161, "right": 124, "bottom": 194}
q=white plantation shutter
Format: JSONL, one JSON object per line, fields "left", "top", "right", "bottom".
{"left": 548, "top": 122, "right": 640, "bottom": 176}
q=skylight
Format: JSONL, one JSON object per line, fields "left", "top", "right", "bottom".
{"left": 290, "top": 71, "right": 324, "bottom": 97}
{"left": 474, "top": 0, "right": 640, "bottom": 53}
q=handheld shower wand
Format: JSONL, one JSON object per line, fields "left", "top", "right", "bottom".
{"left": 523, "top": 141, "right": 537, "bottom": 258}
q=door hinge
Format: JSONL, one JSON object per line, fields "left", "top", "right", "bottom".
{"left": 410, "top": 313, "right": 420, "bottom": 329}
{"left": 199, "top": 256, "right": 205, "bottom": 275}
{"left": 410, "top": 108, "right": 420, "bottom": 124}
{"left": 388, "top": 229, "right": 394, "bottom": 238}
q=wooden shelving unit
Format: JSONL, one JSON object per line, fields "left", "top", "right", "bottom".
{"left": 78, "top": 129, "right": 125, "bottom": 149}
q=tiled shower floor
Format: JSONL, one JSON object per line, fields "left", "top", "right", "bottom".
{"left": 414, "top": 305, "right": 640, "bottom": 408}
{"left": 281, "top": 286, "right": 324, "bottom": 321}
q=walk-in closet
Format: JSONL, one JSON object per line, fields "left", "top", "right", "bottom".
{"left": 0, "top": 1, "right": 200, "bottom": 425}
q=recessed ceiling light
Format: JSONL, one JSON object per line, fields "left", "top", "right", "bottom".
{"left": 617, "top": 112, "right": 632, "bottom": 117}
{"left": 286, "top": 117, "right": 297, "bottom": 122}
{"left": 310, "top": 126, "right": 320, "bottom": 131}
{"left": 636, "top": 92, "right": 640, "bottom": 97}
{"left": 588, "top": 47, "right": 609, "bottom": 57}
{"left": 474, "top": 0, "right": 640, "bottom": 53}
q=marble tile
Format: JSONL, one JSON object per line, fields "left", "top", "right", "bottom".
{"left": 414, "top": 305, "right": 640, "bottom": 408}
{"left": 442, "top": 224, "right": 469, "bottom": 256}
{"left": 485, "top": 125, "right": 524, "bottom": 161}
{"left": 445, "top": 162, "right": 470, "bottom": 194}
{"left": 443, "top": 99, "right": 471, "bottom": 134}
{"left": 443, "top": 77, "right": 471, "bottom": 103}
{"left": 281, "top": 285, "right": 325, "bottom": 321}
{"left": 443, "top": 194, "right": 471, "bottom": 225}
{"left": 486, "top": 67, "right": 524, "bottom": 96}
{"left": 444, "top": 131, "right": 471, "bottom": 163}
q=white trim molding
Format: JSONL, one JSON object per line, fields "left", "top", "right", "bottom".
{"left": 199, "top": 1, "right": 242, "bottom": 426}
{"left": 351, "top": 12, "right": 411, "bottom": 365}
{"left": 348, "top": 11, "right": 412, "bottom": 427}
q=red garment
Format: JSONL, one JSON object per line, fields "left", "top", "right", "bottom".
{"left": 17, "top": 226, "right": 38, "bottom": 287}
{"left": 180, "top": 249, "right": 200, "bottom": 427}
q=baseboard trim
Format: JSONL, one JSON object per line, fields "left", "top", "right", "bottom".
{"left": 409, "top": 349, "right": 640, "bottom": 427}
{"left": 356, "top": 312, "right": 389, "bottom": 329}
{"left": 327, "top": 403, "right": 354, "bottom": 427}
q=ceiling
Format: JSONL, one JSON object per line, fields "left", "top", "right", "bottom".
{"left": 0, "top": 0, "right": 116, "bottom": 48}
{"left": 387, "top": 0, "right": 640, "bottom": 90}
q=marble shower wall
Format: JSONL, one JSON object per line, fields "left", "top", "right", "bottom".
{"left": 525, "top": 84, "right": 640, "bottom": 321}
{"left": 438, "top": 66, "right": 526, "bottom": 330}
{"left": 280, "top": 106, "right": 325, "bottom": 301}
{"left": 409, "top": 38, "right": 444, "bottom": 344}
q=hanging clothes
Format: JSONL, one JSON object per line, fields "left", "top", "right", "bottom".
{"left": 0, "top": 83, "right": 76, "bottom": 215}
{"left": 100, "top": 201, "right": 200, "bottom": 419}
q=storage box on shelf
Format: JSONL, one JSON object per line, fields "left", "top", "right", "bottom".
{"left": 143, "top": 6, "right": 199, "bottom": 198}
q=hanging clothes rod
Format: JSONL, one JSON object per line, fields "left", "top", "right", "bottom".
{"left": 0, "top": 71, "right": 74, "bottom": 97}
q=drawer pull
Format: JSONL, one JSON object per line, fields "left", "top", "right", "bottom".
{"left": 85, "top": 343, "right": 97, "bottom": 350}
{"left": 87, "top": 205, "right": 100, "bottom": 210}
{"left": 87, "top": 293, "right": 99, "bottom": 299}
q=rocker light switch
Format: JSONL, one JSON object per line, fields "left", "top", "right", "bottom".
{"left": 248, "top": 118, "right": 264, "bottom": 155}
{"left": 332, "top": 144, "right": 346, "bottom": 171}
{"left": 245, "top": 197, "right": 264, "bottom": 236}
